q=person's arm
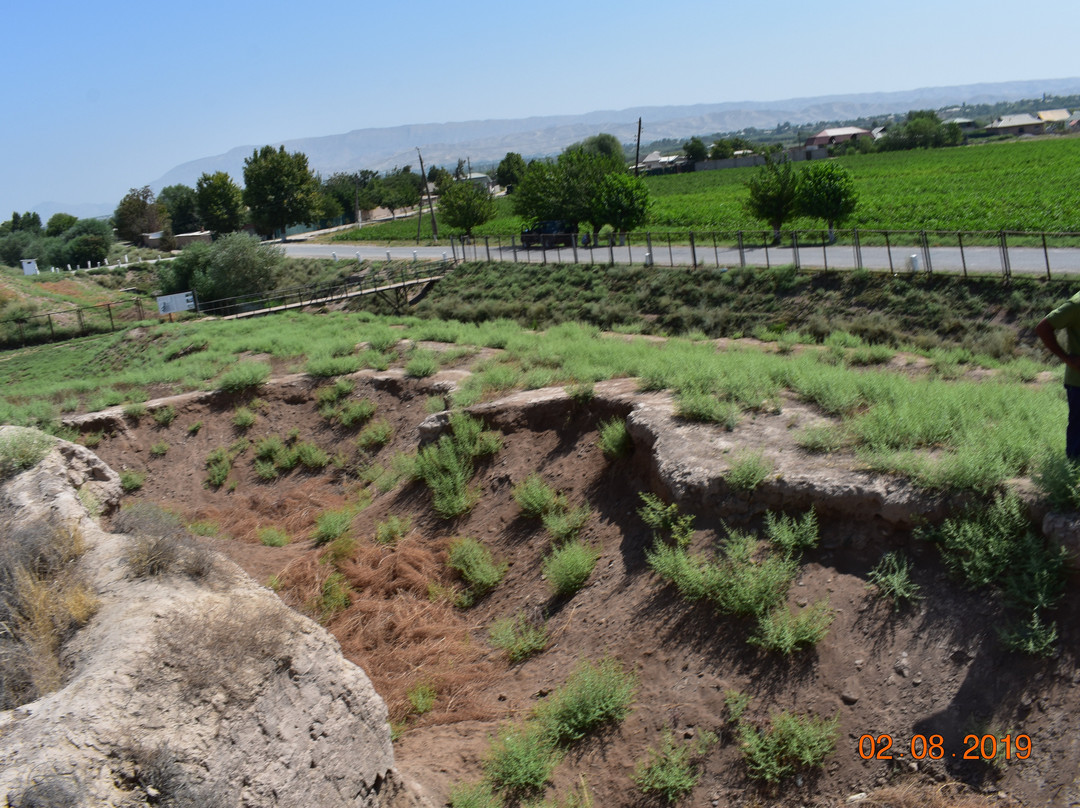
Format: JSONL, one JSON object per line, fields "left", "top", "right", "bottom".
{"left": 1036, "top": 317, "right": 1080, "bottom": 372}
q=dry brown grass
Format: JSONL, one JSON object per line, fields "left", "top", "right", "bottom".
{"left": 277, "top": 539, "right": 498, "bottom": 726}
{"left": 0, "top": 519, "right": 98, "bottom": 709}
{"left": 188, "top": 482, "right": 350, "bottom": 543}
{"left": 855, "top": 778, "right": 1022, "bottom": 808}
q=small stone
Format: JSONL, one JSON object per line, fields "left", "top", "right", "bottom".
{"left": 908, "top": 761, "right": 919, "bottom": 773}
{"left": 497, "top": 694, "right": 507, "bottom": 702}
{"left": 846, "top": 795, "right": 868, "bottom": 804}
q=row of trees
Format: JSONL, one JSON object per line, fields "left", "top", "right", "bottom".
{"left": 0, "top": 211, "right": 113, "bottom": 269}
{"left": 744, "top": 158, "right": 857, "bottom": 242}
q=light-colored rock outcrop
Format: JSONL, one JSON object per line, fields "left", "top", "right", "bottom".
{"left": 0, "top": 428, "right": 428, "bottom": 807}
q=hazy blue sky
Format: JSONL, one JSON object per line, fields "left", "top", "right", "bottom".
{"left": 3, "top": 0, "right": 1078, "bottom": 218}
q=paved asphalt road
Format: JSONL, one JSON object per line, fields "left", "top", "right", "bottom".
{"left": 284, "top": 237, "right": 1080, "bottom": 278}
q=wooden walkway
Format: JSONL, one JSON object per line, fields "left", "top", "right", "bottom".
{"left": 217, "top": 273, "right": 445, "bottom": 320}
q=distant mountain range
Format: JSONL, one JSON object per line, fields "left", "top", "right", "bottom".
{"left": 47, "top": 78, "right": 1080, "bottom": 217}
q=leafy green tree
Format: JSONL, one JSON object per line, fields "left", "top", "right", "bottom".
{"left": 590, "top": 173, "right": 651, "bottom": 238}
{"left": 512, "top": 160, "right": 562, "bottom": 224}
{"left": 683, "top": 136, "right": 708, "bottom": 164}
{"left": 376, "top": 167, "right": 422, "bottom": 219}
{"left": 495, "top": 152, "right": 527, "bottom": 193}
{"left": 709, "top": 140, "right": 734, "bottom": 160}
{"left": 242, "top": 145, "right": 320, "bottom": 240}
{"left": 45, "top": 213, "right": 77, "bottom": 238}
{"left": 158, "top": 184, "right": 202, "bottom": 234}
{"left": 573, "top": 133, "right": 624, "bottom": 160}
{"left": 796, "top": 161, "right": 857, "bottom": 242}
{"left": 438, "top": 181, "right": 496, "bottom": 237}
{"left": 322, "top": 170, "right": 379, "bottom": 222}
{"left": 196, "top": 171, "right": 244, "bottom": 236}
{"left": 744, "top": 157, "right": 799, "bottom": 243}
{"left": 158, "top": 232, "right": 282, "bottom": 302}
{"left": 114, "top": 186, "right": 168, "bottom": 244}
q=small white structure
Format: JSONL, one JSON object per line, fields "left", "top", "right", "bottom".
{"left": 156, "top": 291, "right": 196, "bottom": 314}
{"left": 20, "top": 259, "right": 39, "bottom": 276}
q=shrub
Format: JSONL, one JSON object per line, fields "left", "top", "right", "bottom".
{"left": 1033, "top": 453, "right": 1080, "bottom": 510}
{"left": 796, "top": 423, "right": 844, "bottom": 454}
{"left": 216, "top": 361, "right": 270, "bottom": 393}
{"left": 542, "top": 540, "right": 599, "bottom": 597}
{"left": 542, "top": 505, "right": 591, "bottom": 543}
{"left": 150, "top": 441, "right": 169, "bottom": 457}
{"left": 489, "top": 612, "right": 549, "bottom": 663}
{"left": 317, "top": 571, "right": 352, "bottom": 621}
{"left": 484, "top": 724, "right": 561, "bottom": 794}
{"left": 205, "top": 447, "right": 233, "bottom": 488}
{"left": 447, "top": 537, "right": 506, "bottom": 607}
{"left": 597, "top": 417, "right": 632, "bottom": 459}
{"left": 447, "top": 781, "right": 502, "bottom": 808}
{"left": 726, "top": 451, "right": 773, "bottom": 491}
{"left": 513, "top": 473, "right": 565, "bottom": 518}
{"left": 750, "top": 601, "right": 834, "bottom": 654}
{"left": 739, "top": 710, "right": 838, "bottom": 783}
{"left": 676, "top": 391, "right": 740, "bottom": 429}
{"left": 356, "top": 419, "right": 393, "bottom": 451}
{"left": 151, "top": 405, "right": 176, "bottom": 427}
{"left": 337, "top": 399, "right": 376, "bottom": 428}
{"left": 0, "top": 430, "right": 54, "bottom": 479}
{"left": 119, "top": 470, "right": 145, "bottom": 493}
{"left": 375, "top": 515, "right": 411, "bottom": 545}
{"left": 533, "top": 656, "right": 636, "bottom": 744}
{"left": 295, "top": 441, "right": 330, "bottom": 470}
{"left": 233, "top": 407, "right": 256, "bottom": 430}
{"left": 123, "top": 402, "right": 147, "bottom": 420}
{"left": 633, "top": 728, "right": 718, "bottom": 803}
{"left": 405, "top": 350, "right": 439, "bottom": 378}
{"left": 764, "top": 509, "right": 819, "bottom": 557}
{"left": 638, "top": 492, "right": 694, "bottom": 548}
{"left": 867, "top": 551, "right": 921, "bottom": 610}
{"left": 257, "top": 527, "right": 289, "bottom": 547}
{"left": 117, "top": 503, "right": 215, "bottom": 580}
{"left": 407, "top": 683, "right": 437, "bottom": 715}
{"left": 312, "top": 508, "right": 353, "bottom": 546}
{"left": 187, "top": 420, "right": 203, "bottom": 435}
{"left": 306, "top": 354, "right": 362, "bottom": 377}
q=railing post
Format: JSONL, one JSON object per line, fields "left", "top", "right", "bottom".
{"left": 999, "top": 230, "right": 1011, "bottom": 279}
{"left": 667, "top": 234, "right": 674, "bottom": 267}
{"left": 920, "top": 231, "right": 932, "bottom": 275}
{"left": 572, "top": 234, "right": 579, "bottom": 265}
{"left": 821, "top": 232, "right": 828, "bottom": 271}
{"left": 76, "top": 309, "right": 85, "bottom": 336}
{"left": 712, "top": 232, "right": 719, "bottom": 267}
{"left": 958, "top": 232, "right": 967, "bottom": 278}
{"left": 885, "top": 231, "right": 894, "bottom": 274}
{"left": 791, "top": 231, "right": 800, "bottom": 270}
{"left": 485, "top": 236, "right": 491, "bottom": 263}
{"left": 608, "top": 239, "right": 614, "bottom": 266}
{"left": 646, "top": 233, "right": 653, "bottom": 268}
{"left": 1043, "top": 233, "right": 1052, "bottom": 280}
{"left": 627, "top": 234, "right": 633, "bottom": 266}
{"left": 450, "top": 237, "right": 458, "bottom": 262}
{"left": 763, "top": 231, "right": 770, "bottom": 270}
{"left": 853, "top": 228, "right": 862, "bottom": 270}
{"left": 512, "top": 235, "right": 518, "bottom": 263}
{"left": 689, "top": 232, "right": 697, "bottom": 268}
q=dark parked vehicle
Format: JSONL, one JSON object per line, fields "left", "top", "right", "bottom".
{"left": 520, "top": 220, "right": 577, "bottom": 248}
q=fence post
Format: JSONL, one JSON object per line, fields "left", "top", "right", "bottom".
{"left": 689, "top": 232, "right": 697, "bottom": 268}
{"left": 608, "top": 239, "right": 614, "bottom": 266}
{"left": 667, "top": 234, "right": 674, "bottom": 267}
{"left": 627, "top": 233, "right": 633, "bottom": 265}
{"left": 763, "top": 232, "right": 771, "bottom": 270}
{"left": 885, "top": 232, "right": 894, "bottom": 274}
{"left": 713, "top": 232, "right": 720, "bottom": 267}
{"left": 572, "top": 235, "right": 579, "bottom": 265}
{"left": 920, "top": 231, "right": 932, "bottom": 275}
{"left": 107, "top": 303, "right": 115, "bottom": 332}
{"left": 821, "top": 232, "right": 828, "bottom": 272}
{"left": 450, "top": 237, "right": 458, "bottom": 262}
{"left": 512, "top": 235, "right": 518, "bottom": 263}
{"left": 646, "top": 233, "right": 653, "bottom": 268}
{"left": 958, "top": 232, "right": 967, "bottom": 278}
{"left": 791, "top": 231, "right": 800, "bottom": 270}
{"left": 135, "top": 298, "right": 144, "bottom": 320}
{"left": 853, "top": 228, "right": 862, "bottom": 270}
{"left": 999, "top": 230, "right": 1011, "bottom": 279}
{"left": 1043, "top": 233, "right": 1052, "bottom": 280}
{"left": 485, "top": 236, "right": 491, "bottom": 263}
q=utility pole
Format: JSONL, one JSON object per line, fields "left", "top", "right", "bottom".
{"left": 416, "top": 147, "right": 438, "bottom": 242}
{"left": 634, "top": 117, "right": 642, "bottom": 177}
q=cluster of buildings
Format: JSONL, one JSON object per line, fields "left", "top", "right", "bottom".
{"left": 806, "top": 108, "right": 1079, "bottom": 147}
